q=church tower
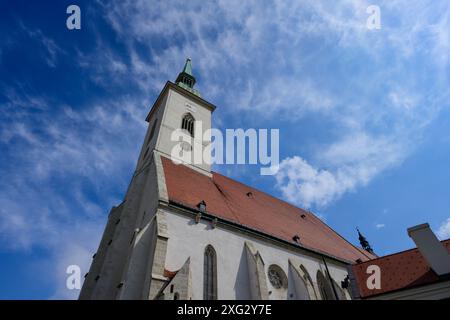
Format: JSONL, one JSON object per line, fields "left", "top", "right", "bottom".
{"left": 79, "top": 59, "right": 216, "bottom": 299}
{"left": 137, "top": 58, "right": 215, "bottom": 175}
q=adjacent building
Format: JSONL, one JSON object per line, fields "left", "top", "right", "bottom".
{"left": 350, "top": 224, "right": 450, "bottom": 299}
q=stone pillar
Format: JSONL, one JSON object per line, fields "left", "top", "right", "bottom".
{"left": 288, "top": 259, "right": 318, "bottom": 300}
{"left": 146, "top": 210, "right": 170, "bottom": 300}
{"left": 244, "top": 242, "right": 269, "bottom": 300}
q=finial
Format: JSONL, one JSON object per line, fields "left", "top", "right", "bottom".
{"left": 357, "top": 227, "right": 374, "bottom": 254}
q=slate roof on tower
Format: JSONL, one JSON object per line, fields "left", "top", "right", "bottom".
{"left": 160, "top": 156, "right": 376, "bottom": 263}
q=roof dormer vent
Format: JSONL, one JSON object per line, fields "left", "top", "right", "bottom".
{"left": 197, "top": 200, "right": 206, "bottom": 212}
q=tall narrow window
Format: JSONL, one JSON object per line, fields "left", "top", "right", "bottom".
{"left": 203, "top": 245, "right": 217, "bottom": 300}
{"left": 182, "top": 113, "right": 195, "bottom": 137}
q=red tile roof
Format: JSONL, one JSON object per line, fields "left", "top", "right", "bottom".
{"left": 163, "top": 268, "right": 178, "bottom": 279}
{"left": 161, "top": 157, "right": 375, "bottom": 263}
{"left": 351, "top": 239, "right": 450, "bottom": 298}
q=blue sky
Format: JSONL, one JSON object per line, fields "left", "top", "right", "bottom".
{"left": 1, "top": 0, "right": 450, "bottom": 299}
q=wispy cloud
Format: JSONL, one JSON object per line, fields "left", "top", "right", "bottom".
{"left": 264, "top": 1, "right": 450, "bottom": 209}
{"left": 0, "top": 85, "right": 147, "bottom": 297}
{"left": 437, "top": 218, "right": 450, "bottom": 240}
{"left": 18, "top": 21, "right": 65, "bottom": 68}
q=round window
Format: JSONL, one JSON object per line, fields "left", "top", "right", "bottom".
{"left": 268, "top": 265, "right": 287, "bottom": 289}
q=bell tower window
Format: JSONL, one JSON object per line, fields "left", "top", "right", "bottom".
{"left": 182, "top": 113, "right": 195, "bottom": 137}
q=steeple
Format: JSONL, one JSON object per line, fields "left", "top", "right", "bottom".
{"left": 175, "top": 58, "right": 201, "bottom": 97}
{"left": 357, "top": 228, "right": 374, "bottom": 254}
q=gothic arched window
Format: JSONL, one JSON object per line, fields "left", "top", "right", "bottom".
{"left": 203, "top": 245, "right": 217, "bottom": 300}
{"left": 181, "top": 113, "right": 195, "bottom": 137}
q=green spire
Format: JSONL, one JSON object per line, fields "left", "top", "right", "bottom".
{"left": 182, "top": 58, "right": 193, "bottom": 76}
{"left": 175, "top": 58, "right": 201, "bottom": 97}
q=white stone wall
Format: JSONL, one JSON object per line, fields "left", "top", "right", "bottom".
{"left": 81, "top": 153, "right": 162, "bottom": 300}
{"left": 163, "top": 209, "right": 351, "bottom": 300}
{"left": 116, "top": 155, "right": 162, "bottom": 299}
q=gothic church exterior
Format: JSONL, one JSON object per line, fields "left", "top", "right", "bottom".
{"left": 79, "top": 59, "right": 375, "bottom": 300}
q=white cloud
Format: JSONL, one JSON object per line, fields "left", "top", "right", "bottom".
{"left": 375, "top": 223, "right": 385, "bottom": 229}
{"left": 436, "top": 218, "right": 450, "bottom": 240}
{"left": 276, "top": 156, "right": 347, "bottom": 208}
{"left": 276, "top": 132, "right": 407, "bottom": 208}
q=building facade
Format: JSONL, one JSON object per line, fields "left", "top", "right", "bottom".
{"left": 79, "top": 59, "right": 375, "bottom": 300}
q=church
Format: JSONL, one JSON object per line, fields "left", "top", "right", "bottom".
{"left": 79, "top": 59, "right": 378, "bottom": 300}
